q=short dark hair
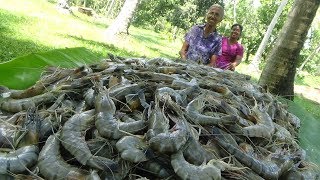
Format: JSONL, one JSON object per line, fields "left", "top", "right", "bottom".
{"left": 231, "top": 24, "right": 243, "bottom": 34}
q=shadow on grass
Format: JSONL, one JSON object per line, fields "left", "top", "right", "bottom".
{"left": 147, "top": 46, "right": 177, "bottom": 59}
{"left": 70, "top": 12, "right": 109, "bottom": 29}
{"left": 0, "top": 9, "right": 53, "bottom": 62}
{"left": 0, "top": 35, "right": 52, "bottom": 62}
{"left": 131, "top": 33, "right": 160, "bottom": 45}
{"left": 66, "top": 34, "right": 141, "bottom": 58}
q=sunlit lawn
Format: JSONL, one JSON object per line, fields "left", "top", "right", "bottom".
{"left": 0, "top": 0, "right": 182, "bottom": 63}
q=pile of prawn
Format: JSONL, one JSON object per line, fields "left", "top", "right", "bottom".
{"left": 0, "top": 56, "right": 318, "bottom": 180}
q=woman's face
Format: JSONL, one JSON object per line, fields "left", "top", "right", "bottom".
{"left": 230, "top": 26, "right": 241, "bottom": 39}
{"left": 206, "top": 7, "right": 223, "bottom": 26}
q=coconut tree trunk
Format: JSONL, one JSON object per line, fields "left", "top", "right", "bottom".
{"left": 259, "top": 0, "right": 319, "bottom": 100}
{"left": 106, "top": 0, "right": 116, "bottom": 18}
{"left": 233, "top": 0, "right": 237, "bottom": 24}
{"left": 105, "top": 0, "right": 139, "bottom": 36}
{"left": 249, "top": 0, "right": 289, "bottom": 71}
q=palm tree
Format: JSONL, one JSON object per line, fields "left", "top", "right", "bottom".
{"left": 259, "top": 0, "right": 319, "bottom": 100}
{"left": 105, "top": 0, "right": 139, "bottom": 36}
{"left": 249, "top": 0, "right": 289, "bottom": 71}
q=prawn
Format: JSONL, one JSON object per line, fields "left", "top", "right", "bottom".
{"left": 127, "top": 71, "right": 177, "bottom": 84}
{"left": 213, "top": 127, "right": 293, "bottom": 180}
{"left": 145, "top": 101, "right": 169, "bottom": 140}
{"left": 171, "top": 150, "right": 221, "bottom": 180}
{"left": 149, "top": 115, "right": 189, "bottom": 154}
{"left": 95, "top": 85, "right": 146, "bottom": 139}
{"left": 0, "top": 145, "right": 39, "bottom": 174}
{"left": 109, "top": 83, "right": 145, "bottom": 101}
{"left": 0, "top": 120, "right": 18, "bottom": 148}
{"left": 185, "top": 94, "right": 237, "bottom": 125}
{"left": 155, "top": 87, "right": 184, "bottom": 106}
{"left": 139, "top": 161, "right": 172, "bottom": 179}
{"left": 171, "top": 78, "right": 198, "bottom": 89}
{"left": 0, "top": 107, "right": 41, "bottom": 174}
{"left": 0, "top": 92, "right": 56, "bottom": 113}
{"left": 243, "top": 103, "right": 275, "bottom": 139}
{"left": 38, "top": 134, "right": 100, "bottom": 180}
{"left": 116, "top": 135, "right": 148, "bottom": 163}
{"left": 182, "top": 136, "right": 216, "bottom": 165}
{"left": 60, "top": 109, "right": 118, "bottom": 171}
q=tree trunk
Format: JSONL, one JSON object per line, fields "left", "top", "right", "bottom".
{"left": 233, "top": 0, "right": 237, "bottom": 24}
{"left": 106, "top": 0, "right": 116, "bottom": 18}
{"left": 249, "top": 0, "right": 289, "bottom": 71}
{"left": 259, "top": 0, "right": 319, "bottom": 100}
{"left": 105, "top": 0, "right": 139, "bottom": 36}
{"left": 83, "top": 0, "right": 87, "bottom": 7}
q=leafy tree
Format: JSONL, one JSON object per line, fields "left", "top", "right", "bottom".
{"left": 259, "top": 0, "right": 319, "bottom": 100}
{"left": 133, "top": 0, "right": 223, "bottom": 32}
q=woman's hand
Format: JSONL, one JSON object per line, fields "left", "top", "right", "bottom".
{"left": 209, "top": 55, "right": 218, "bottom": 67}
{"left": 179, "top": 41, "right": 189, "bottom": 60}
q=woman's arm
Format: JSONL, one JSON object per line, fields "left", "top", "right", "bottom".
{"left": 229, "top": 55, "right": 243, "bottom": 70}
{"left": 209, "top": 55, "right": 218, "bottom": 67}
{"left": 229, "top": 44, "right": 244, "bottom": 70}
{"left": 179, "top": 41, "right": 189, "bottom": 60}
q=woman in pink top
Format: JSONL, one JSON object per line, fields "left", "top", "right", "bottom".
{"left": 215, "top": 24, "right": 244, "bottom": 71}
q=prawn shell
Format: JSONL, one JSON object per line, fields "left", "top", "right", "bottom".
{"left": 0, "top": 145, "right": 39, "bottom": 174}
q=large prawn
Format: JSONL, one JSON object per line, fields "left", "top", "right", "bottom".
{"left": 242, "top": 102, "right": 275, "bottom": 139}
{"left": 145, "top": 101, "right": 170, "bottom": 140}
{"left": 212, "top": 127, "right": 293, "bottom": 180}
{"left": 0, "top": 91, "right": 56, "bottom": 113}
{"left": 60, "top": 109, "right": 118, "bottom": 171}
{"left": 149, "top": 114, "right": 189, "bottom": 154}
{"left": 116, "top": 135, "right": 148, "bottom": 163}
{"left": 38, "top": 134, "right": 101, "bottom": 180}
{"left": 0, "top": 108, "right": 40, "bottom": 174}
{"left": 185, "top": 94, "right": 237, "bottom": 125}
{"left": 171, "top": 150, "right": 221, "bottom": 180}
{"left": 95, "top": 84, "right": 146, "bottom": 140}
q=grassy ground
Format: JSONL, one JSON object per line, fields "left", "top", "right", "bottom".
{"left": 0, "top": 0, "right": 181, "bottom": 62}
{"left": 1, "top": 0, "right": 319, "bottom": 121}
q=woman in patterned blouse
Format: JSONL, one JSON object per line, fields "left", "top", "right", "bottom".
{"left": 179, "top": 4, "right": 224, "bottom": 67}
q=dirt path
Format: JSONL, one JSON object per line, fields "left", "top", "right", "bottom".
{"left": 294, "top": 85, "right": 320, "bottom": 104}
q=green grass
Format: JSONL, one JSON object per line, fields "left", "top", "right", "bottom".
{"left": 0, "top": 0, "right": 182, "bottom": 62}
{"left": 295, "top": 75, "right": 320, "bottom": 89}
{"left": 294, "top": 95, "right": 320, "bottom": 120}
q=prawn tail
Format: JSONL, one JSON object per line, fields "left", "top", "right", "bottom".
{"left": 87, "top": 156, "right": 118, "bottom": 172}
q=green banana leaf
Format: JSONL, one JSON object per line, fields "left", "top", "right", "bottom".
{"left": 0, "top": 47, "right": 102, "bottom": 90}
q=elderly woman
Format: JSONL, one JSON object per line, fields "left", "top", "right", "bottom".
{"left": 179, "top": 4, "right": 224, "bottom": 67}
{"left": 215, "top": 24, "right": 244, "bottom": 71}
